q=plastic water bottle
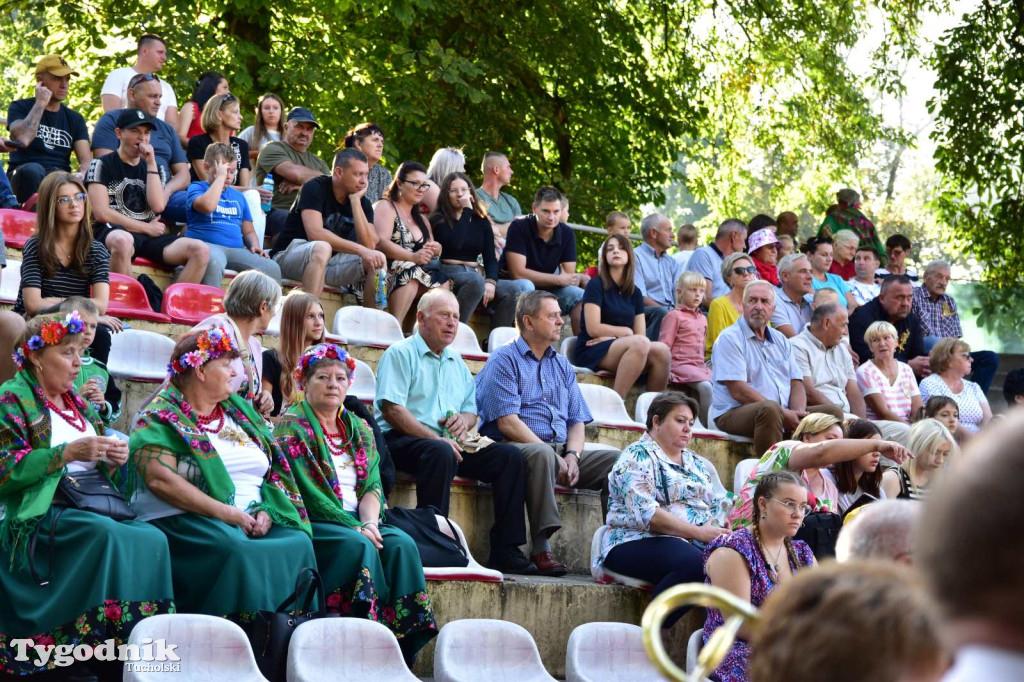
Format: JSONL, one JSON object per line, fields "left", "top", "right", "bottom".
{"left": 260, "top": 174, "right": 274, "bottom": 213}
{"left": 375, "top": 268, "right": 388, "bottom": 309}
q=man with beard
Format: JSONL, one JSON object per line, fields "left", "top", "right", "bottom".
{"left": 710, "top": 280, "right": 843, "bottom": 455}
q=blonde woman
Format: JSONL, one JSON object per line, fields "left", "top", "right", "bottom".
{"left": 882, "top": 418, "right": 957, "bottom": 501}
{"left": 856, "top": 321, "right": 922, "bottom": 424}
{"left": 186, "top": 92, "right": 251, "bottom": 189}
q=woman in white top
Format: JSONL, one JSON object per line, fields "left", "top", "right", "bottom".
{"left": 856, "top": 321, "right": 921, "bottom": 424}
{"left": 238, "top": 92, "right": 285, "bottom": 168}
{"left": 129, "top": 326, "right": 317, "bottom": 622}
{"left": 273, "top": 343, "right": 437, "bottom": 661}
{"left": 919, "top": 337, "right": 992, "bottom": 436}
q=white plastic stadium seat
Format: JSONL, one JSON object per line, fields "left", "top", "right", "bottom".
{"left": 334, "top": 307, "right": 405, "bottom": 347}
{"left": 108, "top": 329, "right": 176, "bottom": 382}
{"left": 413, "top": 321, "right": 488, "bottom": 360}
{"left": 123, "top": 613, "right": 267, "bottom": 681}
{"left": 0, "top": 260, "right": 21, "bottom": 304}
{"left": 424, "top": 515, "right": 502, "bottom": 582}
{"left": 686, "top": 628, "right": 705, "bottom": 676}
{"left": 589, "top": 525, "right": 653, "bottom": 589}
{"left": 565, "top": 622, "right": 670, "bottom": 682}
{"left": 286, "top": 618, "right": 418, "bottom": 682}
{"left": 487, "top": 326, "right": 518, "bottom": 351}
{"left": 434, "top": 619, "right": 556, "bottom": 682}
{"left": 349, "top": 359, "right": 376, "bottom": 403}
{"left": 559, "top": 336, "right": 596, "bottom": 375}
{"left": 242, "top": 189, "right": 266, "bottom": 249}
{"left": 734, "top": 458, "right": 760, "bottom": 494}
{"left": 633, "top": 391, "right": 658, "bottom": 425}
{"left": 577, "top": 383, "right": 645, "bottom": 430}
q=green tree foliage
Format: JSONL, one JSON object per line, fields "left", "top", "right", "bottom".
{"left": 3, "top": 0, "right": 936, "bottom": 263}
{"left": 929, "top": 0, "right": 1024, "bottom": 334}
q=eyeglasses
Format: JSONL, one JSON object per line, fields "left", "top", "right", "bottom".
{"left": 56, "top": 193, "right": 87, "bottom": 206}
{"left": 403, "top": 180, "right": 431, "bottom": 191}
{"left": 768, "top": 498, "right": 812, "bottom": 516}
{"left": 732, "top": 266, "right": 757, "bottom": 276}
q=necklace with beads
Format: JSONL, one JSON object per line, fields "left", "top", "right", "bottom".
{"left": 195, "top": 405, "right": 226, "bottom": 434}
{"left": 46, "top": 392, "right": 86, "bottom": 432}
{"left": 323, "top": 417, "right": 352, "bottom": 465}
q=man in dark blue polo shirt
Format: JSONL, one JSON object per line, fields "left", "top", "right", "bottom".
{"left": 500, "top": 186, "right": 591, "bottom": 334}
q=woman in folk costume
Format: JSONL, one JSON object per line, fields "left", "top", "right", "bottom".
{"left": 128, "top": 326, "right": 316, "bottom": 622}
{"left": 273, "top": 343, "right": 437, "bottom": 662}
{"left": 0, "top": 312, "right": 173, "bottom": 679}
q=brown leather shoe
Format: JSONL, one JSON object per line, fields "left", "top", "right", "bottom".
{"left": 530, "top": 551, "right": 568, "bottom": 577}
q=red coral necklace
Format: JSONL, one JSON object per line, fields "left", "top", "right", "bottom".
{"left": 45, "top": 392, "right": 86, "bottom": 432}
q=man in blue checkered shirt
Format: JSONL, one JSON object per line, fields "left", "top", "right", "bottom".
{"left": 911, "top": 260, "right": 998, "bottom": 393}
{"left": 475, "top": 290, "right": 620, "bottom": 577}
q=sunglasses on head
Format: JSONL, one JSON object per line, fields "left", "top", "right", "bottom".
{"left": 128, "top": 73, "right": 159, "bottom": 89}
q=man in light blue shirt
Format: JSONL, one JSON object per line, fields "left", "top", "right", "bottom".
{"left": 771, "top": 253, "right": 814, "bottom": 338}
{"left": 375, "top": 289, "right": 536, "bottom": 575}
{"left": 710, "top": 280, "right": 843, "bottom": 455}
{"left": 634, "top": 213, "right": 681, "bottom": 339}
{"left": 687, "top": 218, "right": 747, "bottom": 303}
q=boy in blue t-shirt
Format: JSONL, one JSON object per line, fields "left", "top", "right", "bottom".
{"left": 185, "top": 142, "right": 282, "bottom": 283}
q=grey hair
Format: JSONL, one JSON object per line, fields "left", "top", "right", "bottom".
{"left": 743, "top": 279, "right": 775, "bottom": 301}
{"left": 777, "top": 253, "right": 809, "bottom": 277}
{"left": 810, "top": 301, "right": 842, "bottom": 326}
{"left": 515, "top": 290, "right": 557, "bottom": 332}
{"left": 639, "top": 213, "right": 668, "bottom": 240}
{"left": 416, "top": 288, "right": 458, "bottom": 317}
{"left": 832, "top": 229, "right": 860, "bottom": 247}
{"left": 923, "top": 259, "right": 951, "bottom": 276}
{"left": 426, "top": 147, "right": 466, "bottom": 185}
{"left": 714, "top": 218, "right": 747, "bottom": 241}
{"left": 836, "top": 188, "right": 861, "bottom": 204}
{"left": 223, "top": 270, "right": 281, "bottom": 319}
{"left": 721, "top": 251, "right": 753, "bottom": 284}
{"left": 836, "top": 500, "right": 919, "bottom": 563}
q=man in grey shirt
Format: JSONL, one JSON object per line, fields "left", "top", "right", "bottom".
{"left": 771, "top": 253, "right": 814, "bottom": 338}
{"left": 686, "top": 218, "right": 747, "bottom": 304}
{"left": 710, "top": 280, "right": 843, "bottom": 455}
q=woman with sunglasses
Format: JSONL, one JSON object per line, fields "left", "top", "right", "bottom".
{"left": 702, "top": 470, "right": 816, "bottom": 682}
{"left": 803, "top": 237, "right": 859, "bottom": 311}
{"left": 0, "top": 172, "right": 120, "bottom": 382}
{"left": 186, "top": 92, "right": 252, "bottom": 190}
{"left": 372, "top": 161, "right": 448, "bottom": 327}
{"left": 705, "top": 252, "right": 757, "bottom": 360}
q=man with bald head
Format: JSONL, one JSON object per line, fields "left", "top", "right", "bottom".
{"left": 710, "top": 280, "right": 843, "bottom": 455}
{"left": 776, "top": 210, "right": 799, "bottom": 238}
{"left": 835, "top": 499, "right": 918, "bottom": 564}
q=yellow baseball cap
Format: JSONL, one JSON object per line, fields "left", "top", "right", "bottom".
{"left": 35, "top": 55, "right": 79, "bottom": 77}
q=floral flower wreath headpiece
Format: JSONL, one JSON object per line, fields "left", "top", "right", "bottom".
{"left": 167, "top": 327, "right": 238, "bottom": 376}
{"left": 13, "top": 311, "right": 86, "bottom": 368}
{"left": 294, "top": 343, "right": 356, "bottom": 390}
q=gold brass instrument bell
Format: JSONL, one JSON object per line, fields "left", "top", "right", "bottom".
{"left": 641, "top": 583, "right": 761, "bottom": 682}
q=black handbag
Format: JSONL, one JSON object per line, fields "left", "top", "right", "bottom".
{"left": 386, "top": 505, "right": 469, "bottom": 568}
{"left": 794, "top": 511, "right": 843, "bottom": 559}
{"left": 250, "top": 567, "right": 329, "bottom": 682}
{"left": 28, "top": 469, "right": 137, "bottom": 587}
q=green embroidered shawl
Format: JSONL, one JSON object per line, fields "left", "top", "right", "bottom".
{"left": 129, "top": 385, "right": 310, "bottom": 535}
{"left": 272, "top": 400, "right": 384, "bottom": 529}
{"left": 0, "top": 370, "right": 106, "bottom": 566}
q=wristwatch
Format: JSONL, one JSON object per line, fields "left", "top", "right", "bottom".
{"left": 564, "top": 449, "right": 579, "bottom": 458}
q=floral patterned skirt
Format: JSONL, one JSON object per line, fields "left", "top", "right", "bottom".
{"left": 310, "top": 521, "right": 437, "bottom": 659}
{"left": 151, "top": 513, "right": 317, "bottom": 617}
{"left": 0, "top": 508, "right": 175, "bottom": 676}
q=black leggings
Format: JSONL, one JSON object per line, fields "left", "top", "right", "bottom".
{"left": 604, "top": 536, "right": 705, "bottom": 626}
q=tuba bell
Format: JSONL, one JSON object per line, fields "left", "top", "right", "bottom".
{"left": 641, "top": 583, "right": 761, "bottom": 682}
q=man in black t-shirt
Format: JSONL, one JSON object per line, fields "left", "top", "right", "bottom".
{"left": 6, "top": 55, "right": 92, "bottom": 203}
{"left": 86, "top": 109, "right": 212, "bottom": 285}
{"left": 271, "top": 147, "right": 385, "bottom": 300}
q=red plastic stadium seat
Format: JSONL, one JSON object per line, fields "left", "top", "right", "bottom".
{"left": 0, "top": 209, "right": 36, "bottom": 249}
{"left": 585, "top": 266, "right": 598, "bottom": 278}
{"left": 132, "top": 256, "right": 171, "bottom": 271}
{"left": 161, "top": 283, "right": 226, "bottom": 326}
{"left": 105, "top": 273, "right": 172, "bottom": 323}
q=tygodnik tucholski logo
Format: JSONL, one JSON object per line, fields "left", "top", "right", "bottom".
{"left": 9, "top": 637, "right": 181, "bottom": 671}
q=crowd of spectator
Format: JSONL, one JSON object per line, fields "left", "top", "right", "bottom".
{"left": 0, "top": 41, "right": 1019, "bottom": 682}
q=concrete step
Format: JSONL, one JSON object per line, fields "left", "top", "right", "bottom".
{"left": 415, "top": 574, "right": 701, "bottom": 679}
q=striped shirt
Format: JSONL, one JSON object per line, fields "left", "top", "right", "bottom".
{"left": 14, "top": 237, "right": 110, "bottom": 314}
{"left": 856, "top": 360, "right": 919, "bottom": 422}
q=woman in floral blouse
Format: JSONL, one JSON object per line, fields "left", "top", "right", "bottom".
{"left": 273, "top": 343, "right": 436, "bottom": 662}
{"left": 598, "top": 392, "right": 734, "bottom": 604}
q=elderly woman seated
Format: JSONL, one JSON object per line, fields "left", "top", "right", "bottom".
{"left": 596, "top": 392, "right": 734, "bottom": 603}
{"left": 701, "top": 471, "right": 816, "bottom": 682}
{"left": 919, "top": 337, "right": 992, "bottom": 437}
{"left": 0, "top": 312, "right": 173, "bottom": 679}
{"left": 273, "top": 343, "right": 436, "bottom": 661}
{"left": 129, "top": 327, "right": 316, "bottom": 622}
{"left": 856, "top": 321, "right": 922, "bottom": 426}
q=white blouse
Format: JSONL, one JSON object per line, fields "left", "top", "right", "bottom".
{"left": 50, "top": 407, "right": 99, "bottom": 474}
{"left": 329, "top": 435, "right": 359, "bottom": 513}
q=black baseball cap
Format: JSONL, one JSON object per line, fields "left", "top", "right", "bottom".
{"left": 286, "top": 107, "right": 320, "bottom": 128}
{"left": 115, "top": 108, "right": 156, "bottom": 131}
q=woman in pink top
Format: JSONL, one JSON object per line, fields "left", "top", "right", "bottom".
{"left": 659, "top": 271, "right": 712, "bottom": 426}
{"left": 855, "top": 320, "right": 921, "bottom": 423}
